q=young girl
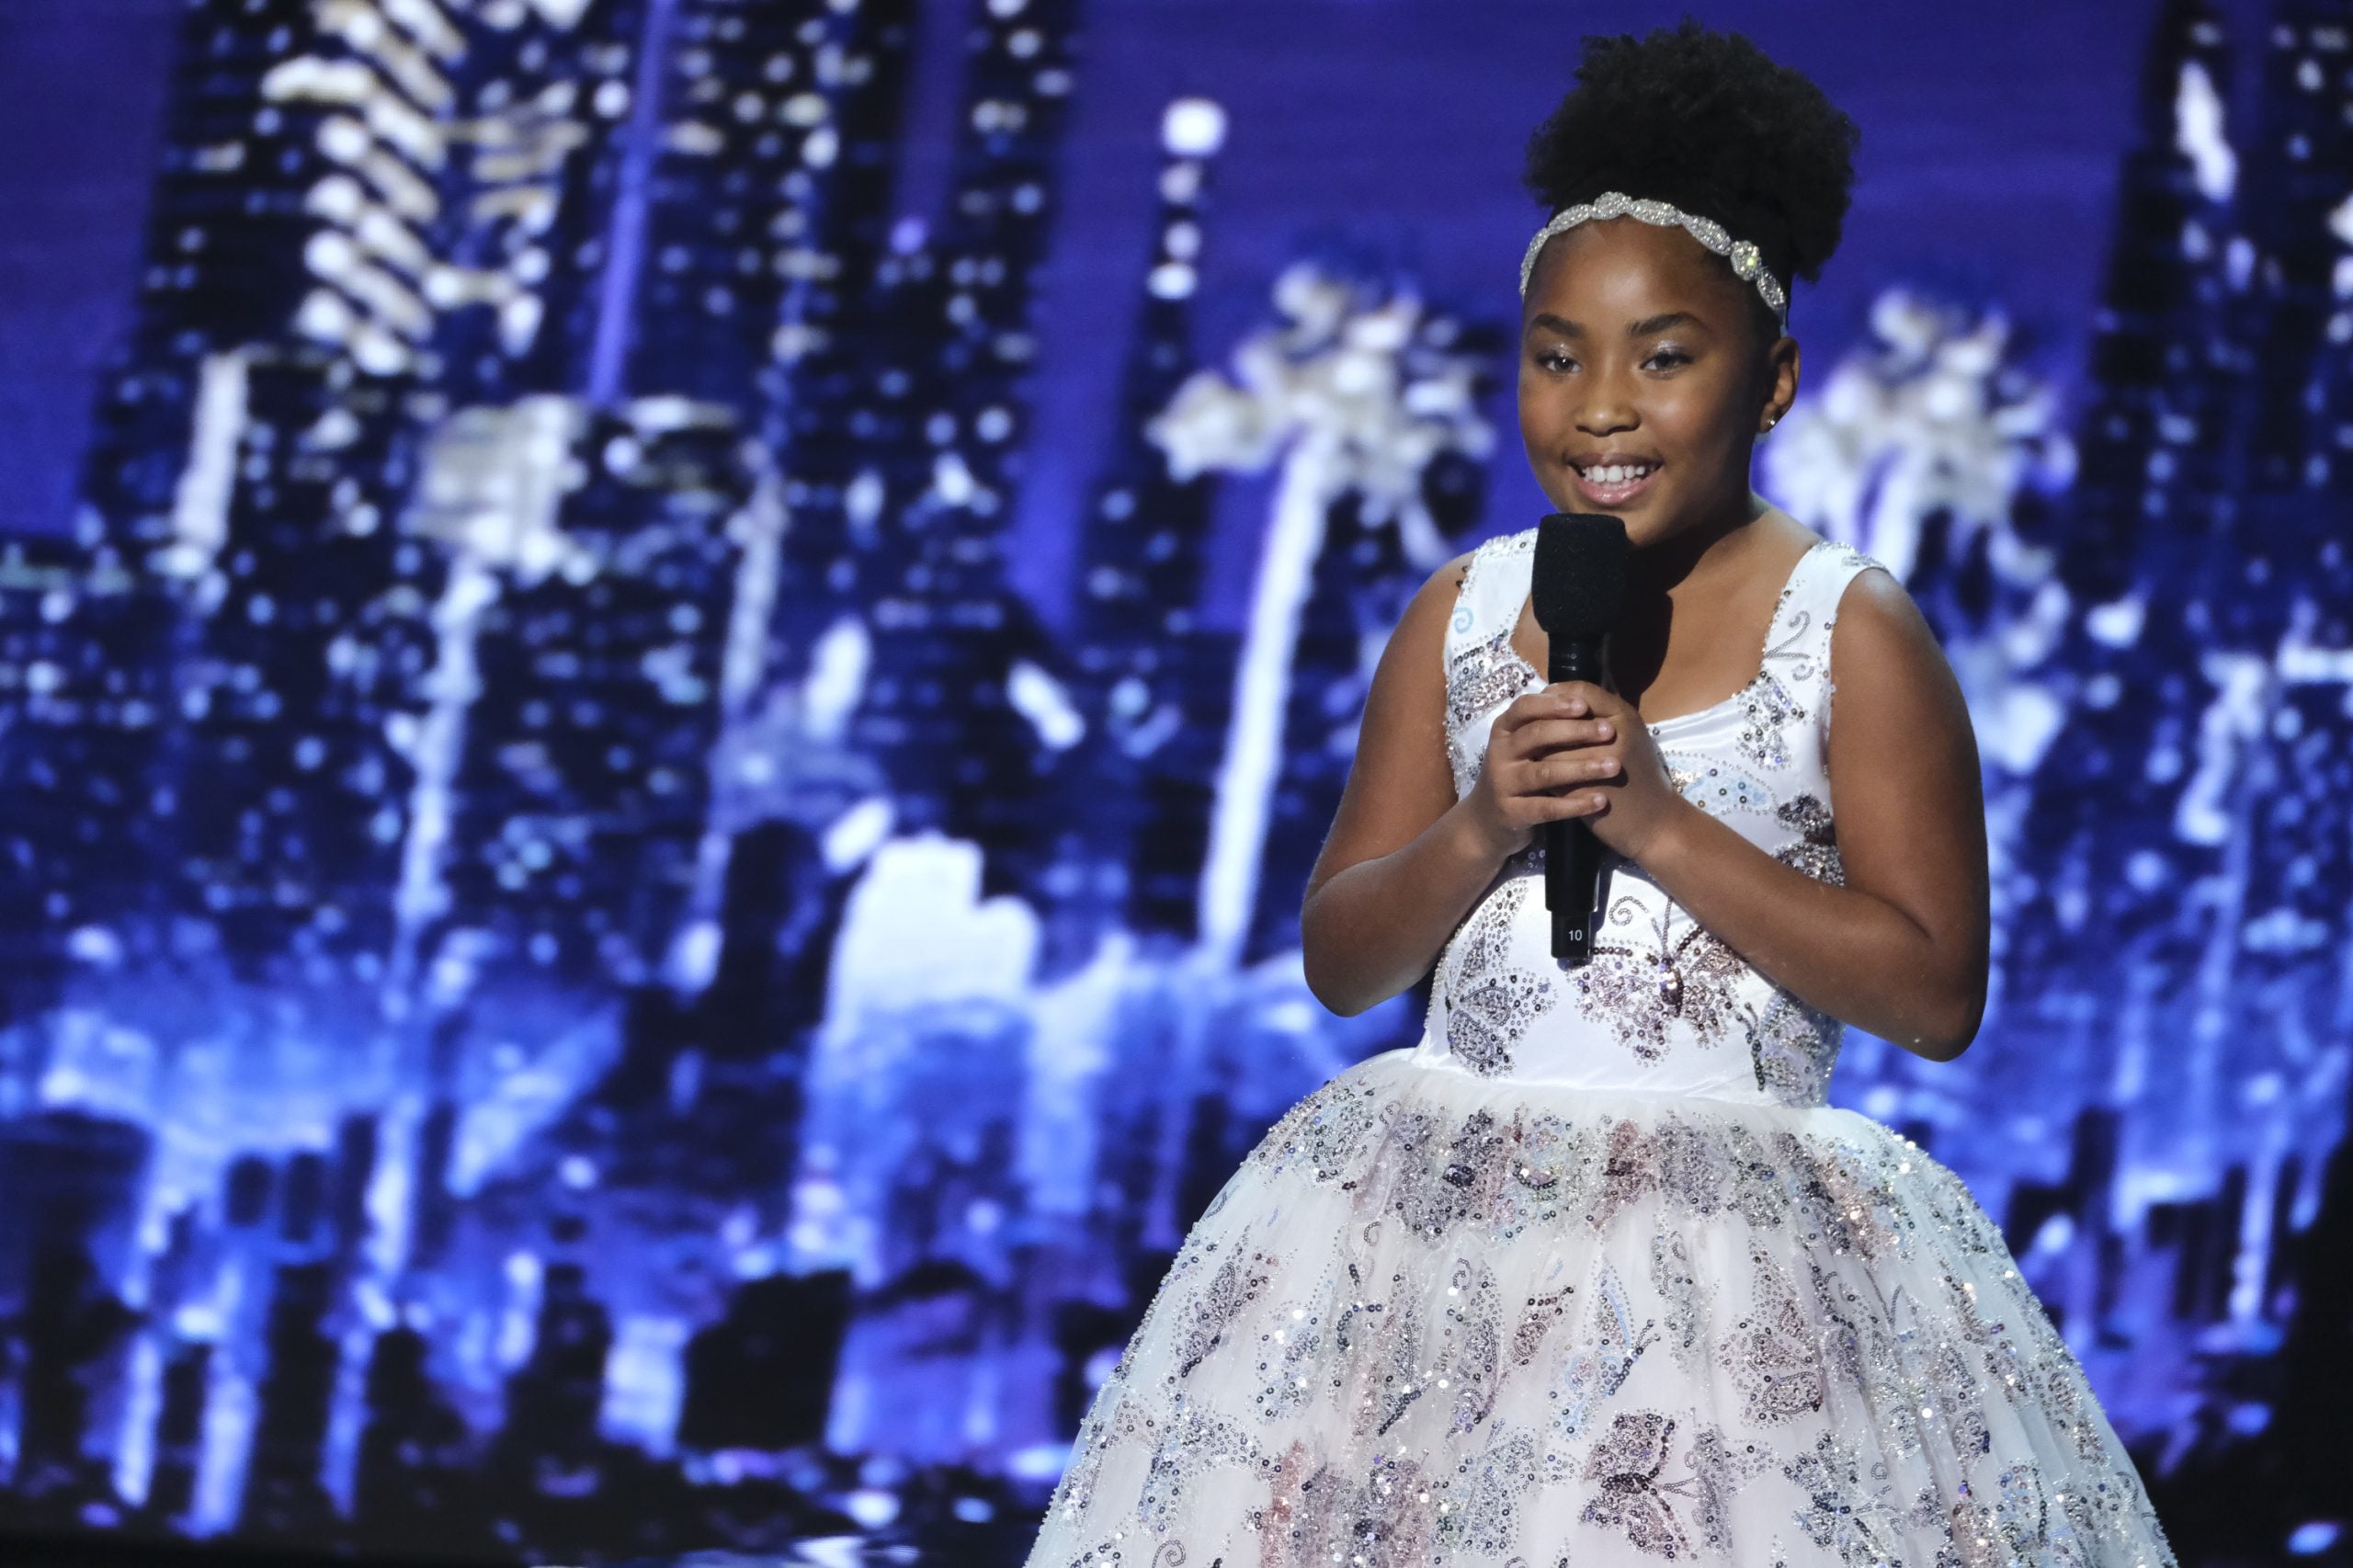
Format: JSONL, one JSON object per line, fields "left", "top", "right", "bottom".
{"left": 1027, "top": 22, "right": 2177, "bottom": 1566}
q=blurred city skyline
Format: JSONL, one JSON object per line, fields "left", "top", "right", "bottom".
{"left": 0, "top": 0, "right": 2282, "bottom": 632}
{"left": 0, "top": 0, "right": 2344, "bottom": 1563}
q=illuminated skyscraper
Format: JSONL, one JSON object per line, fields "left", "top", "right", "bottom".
{"left": 2171, "top": 0, "right": 2353, "bottom": 1176}
{"left": 36, "top": 0, "right": 649, "bottom": 983}
{"left": 620, "top": 0, "right": 919, "bottom": 414}
{"left": 1997, "top": 0, "right": 2353, "bottom": 1245}
{"left": 78, "top": 0, "right": 640, "bottom": 551}
{"left": 2006, "top": 0, "right": 2246, "bottom": 1018}
{"left": 165, "top": 351, "right": 443, "bottom": 979}
{"left": 427, "top": 3, "right": 650, "bottom": 403}
{"left": 1246, "top": 436, "right": 1489, "bottom": 960}
{"left": 1147, "top": 257, "right": 1499, "bottom": 965}
{"left": 408, "top": 395, "right": 754, "bottom": 986}
{"left": 830, "top": 0, "right": 1090, "bottom": 905}
{"left": 0, "top": 540, "right": 178, "bottom": 1011}
{"left": 1061, "top": 98, "right": 1239, "bottom": 946}
{"left": 2232, "top": 0, "right": 2353, "bottom": 505}
{"left": 2047, "top": 0, "right": 2243, "bottom": 608}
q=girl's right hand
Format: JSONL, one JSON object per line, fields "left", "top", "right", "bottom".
{"left": 1463, "top": 685, "right": 1621, "bottom": 858}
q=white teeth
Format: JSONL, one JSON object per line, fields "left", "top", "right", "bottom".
{"left": 1586, "top": 463, "right": 1652, "bottom": 486}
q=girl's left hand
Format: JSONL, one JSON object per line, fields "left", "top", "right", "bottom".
{"left": 1532, "top": 681, "right": 1688, "bottom": 860}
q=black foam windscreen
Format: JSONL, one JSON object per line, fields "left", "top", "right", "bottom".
{"left": 1530, "top": 512, "right": 1630, "bottom": 641}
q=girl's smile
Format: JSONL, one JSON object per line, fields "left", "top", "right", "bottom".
{"left": 1565, "top": 455, "right": 1664, "bottom": 507}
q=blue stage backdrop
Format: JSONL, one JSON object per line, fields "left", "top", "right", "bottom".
{"left": 0, "top": 0, "right": 2347, "bottom": 1562}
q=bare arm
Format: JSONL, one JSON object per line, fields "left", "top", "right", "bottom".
{"left": 1617, "top": 569, "right": 1991, "bottom": 1059}
{"left": 1301, "top": 555, "right": 1627, "bottom": 1016}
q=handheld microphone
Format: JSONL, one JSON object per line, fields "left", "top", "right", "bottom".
{"left": 1529, "top": 513, "right": 1630, "bottom": 965}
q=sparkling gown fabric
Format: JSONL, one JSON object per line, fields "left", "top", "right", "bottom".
{"left": 1026, "top": 530, "right": 2177, "bottom": 1567}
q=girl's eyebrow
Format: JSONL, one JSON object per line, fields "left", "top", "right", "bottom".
{"left": 1525, "top": 310, "right": 1703, "bottom": 339}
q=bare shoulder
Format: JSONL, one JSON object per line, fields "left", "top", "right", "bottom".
{"left": 1396, "top": 548, "right": 1477, "bottom": 634}
{"left": 1826, "top": 558, "right": 1954, "bottom": 683}
{"left": 1369, "top": 550, "right": 1476, "bottom": 686}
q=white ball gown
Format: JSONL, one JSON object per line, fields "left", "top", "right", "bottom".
{"left": 1024, "top": 530, "right": 2177, "bottom": 1567}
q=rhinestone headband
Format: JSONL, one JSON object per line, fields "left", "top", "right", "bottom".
{"left": 1518, "top": 190, "right": 1789, "bottom": 330}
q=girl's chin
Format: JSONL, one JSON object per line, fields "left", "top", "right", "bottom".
{"left": 1538, "top": 480, "right": 1747, "bottom": 544}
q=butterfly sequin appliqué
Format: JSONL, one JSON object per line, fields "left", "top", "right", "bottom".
{"left": 1575, "top": 888, "right": 1749, "bottom": 1060}
{"left": 1558, "top": 1260, "right": 1658, "bottom": 1438}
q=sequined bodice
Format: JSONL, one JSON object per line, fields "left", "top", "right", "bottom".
{"left": 1415, "top": 529, "right": 1885, "bottom": 1108}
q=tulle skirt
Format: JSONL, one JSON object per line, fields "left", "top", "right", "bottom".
{"left": 1024, "top": 1049, "right": 2177, "bottom": 1567}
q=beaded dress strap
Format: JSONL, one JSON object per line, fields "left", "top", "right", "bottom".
{"left": 1441, "top": 530, "right": 1540, "bottom": 799}
{"left": 1784, "top": 541, "right": 1886, "bottom": 700}
{"left": 1449, "top": 530, "right": 1533, "bottom": 653}
{"left": 1805, "top": 540, "right": 1889, "bottom": 744}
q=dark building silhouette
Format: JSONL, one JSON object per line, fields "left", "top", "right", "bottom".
{"left": 408, "top": 1099, "right": 462, "bottom": 1269}
{"left": 675, "top": 1268, "right": 849, "bottom": 1453}
{"left": 279, "top": 1149, "right": 327, "bottom": 1250}
{"left": 8, "top": 1244, "right": 140, "bottom": 1517}
{"left": 483, "top": 1256, "right": 616, "bottom": 1559}
{"left": 142, "top": 1336, "right": 211, "bottom": 1528}
{"left": 0, "top": 1110, "right": 153, "bottom": 1314}
{"left": 351, "top": 1323, "right": 484, "bottom": 1557}
{"left": 238, "top": 1259, "right": 340, "bottom": 1541}
{"left": 2268, "top": 1076, "right": 2353, "bottom": 1504}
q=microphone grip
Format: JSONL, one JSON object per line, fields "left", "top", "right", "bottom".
{"left": 1544, "top": 636, "right": 1609, "bottom": 964}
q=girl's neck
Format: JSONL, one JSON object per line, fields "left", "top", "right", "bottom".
{"left": 1628, "top": 489, "right": 1782, "bottom": 602}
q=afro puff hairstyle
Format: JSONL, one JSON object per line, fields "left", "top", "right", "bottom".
{"left": 1521, "top": 19, "right": 1859, "bottom": 331}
